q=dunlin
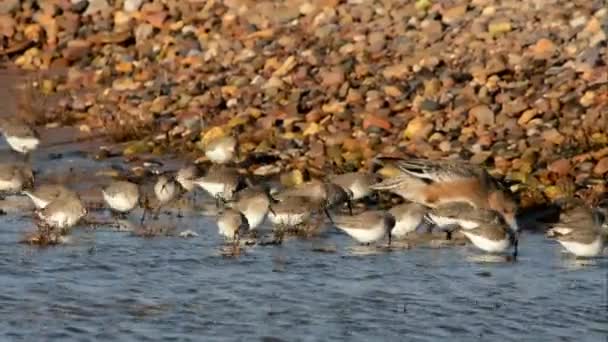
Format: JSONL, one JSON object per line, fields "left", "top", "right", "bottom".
{"left": 0, "top": 163, "right": 33, "bottom": 194}
{"left": 217, "top": 208, "right": 249, "bottom": 242}
{"left": 546, "top": 204, "right": 605, "bottom": 257}
{"left": 35, "top": 192, "right": 87, "bottom": 235}
{"left": 459, "top": 222, "right": 518, "bottom": 258}
{"left": 152, "top": 174, "right": 179, "bottom": 218}
{"left": 175, "top": 164, "right": 203, "bottom": 192}
{"left": 22, "top": 184, "right": 77, "bottom": 209}
{"left": 101, "top": 180, "right": 140, "bottom": 218}
{"left": 205, "top": 134, "right": 237, "bottom": 164}
{"left": 372, "top": 157, "right": 519, "bottom": 232}
{"left": 426, "top": 203, "right": 518, "bottom": 257}
{"left": 332, "top": 210, "right": 395, "bottom": 245}
{"left": 274, "top": 179, "right": 353, "bottom": 217}
{"left": 0, "top": 117, "right": 40, "bottom": 157}
{"left": 426, "top": 202, "right": 502, "bottom": 231}
{"left": 329, "top": 172, "right": 377, "bottom": 201}
{"left": 230, "top": 185, "right": 271, "bottom": 230}
{"left": 267, "top": 196, "right": 315, "bottom": 227}
{"left": 388, "top": 203, "right": 428, "bottom": 238}
{"left": 193, "top": 165, "right": 243, "bottom": 207}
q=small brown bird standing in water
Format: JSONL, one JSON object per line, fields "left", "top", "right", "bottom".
{"left": 425, "top": 202, "right": 518, "bottom": 259}
{"left": 388, "top": 202, "right": 428, "bottom": 238}
{"left": 152, "top": 174, "right": 179, "bottom": 219}
{"left": 331, "top": 210, "right": 395, "bottom": 245}
{"left": 546, "top": 201, "right": 606, "bottom": 257}
{"left": 34, "top": 191, "right": 87, "bottom": 236}
{"left": 175, "top": 164, "right": 203, "bottom": 193}
{"left": 329, "top": 172, "right": 377, "bottom": 201}
{"left": 22, "top": 184, "right": 77, "bottom": 209}
{"left": 0, "top": 162, "right": 33, "bottom": 196}
{"left": 216, "top": 208, "right": 249, "bottom": 248}
{"left": 205, "top": 134, "right": 237, "bottom": 164}
{"left": 273, "top": 178, "right": 353, "bottom": 219}
{"left": 230, "top": 185, "right": 271, "bottom": 231}
{"left": 0, "top": 117, "right": 40, "bottom": 161}
{"left": 101, "top": 180, "right": 141, "bottom": 219}
{"left": 193, "top": 165, "right": 243, "bottom": 208}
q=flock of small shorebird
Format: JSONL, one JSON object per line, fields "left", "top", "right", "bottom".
{"left": 1, "top": 115, "right": 607, "bottom": 259}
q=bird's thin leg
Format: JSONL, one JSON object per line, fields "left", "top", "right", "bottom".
{"left": 512, "top": 238, "right": 519, "bottom": 261}
{"left": 273, "top": 224, "right": 285, "bottom": 244}
{"left": 139, "top": 202, "right": 150, "bottom": 225}
{"left": 324, "top": 207, "right": 334, "bottom": 224}
{"left": 347, "top": 200, "right": 353, "bottom": 216}
{"left": 153, "top": 205, "right": 162, "bottom": 220}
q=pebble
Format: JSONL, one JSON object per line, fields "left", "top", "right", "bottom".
{"left": 469, "top": 104, "right": 495, "bottom": 126}
{"left": 548, "top": 159, "right": 571, "bottom": 177}
{"left": 594, "top": 157, "right": 608, "bottom": 175}
{"left": 531, "top": 38, "right": 556, "bottom": 59}
{"left": 124, "top": 0, "right": 143, "bottom": 12}
{"left": 84, "top": 0, "right": 109, "bottom": 16}
{"left": 0, "top": 0, "right": 18, "bottom": 14}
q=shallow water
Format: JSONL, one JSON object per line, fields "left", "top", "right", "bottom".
{"left": 1, "top": 136, "right": 607, "bottom": 341}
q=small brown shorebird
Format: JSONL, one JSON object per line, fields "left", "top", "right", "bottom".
{"left": 331, "top": 210, "right": 395, "bottom": 245}
{"left": 175, "top": 164, "right": 203, "bottom": 193}
{"left": 329, "top": 172, "right": 378, "bottom": 201}
{"left": 34, "top": 191, "right": 88, "bottom": 236}
{"left": 205, "top": 134, "right": 237, "bottom": 164}
{"left": 274, "top": 178, "right": 353, "bottom": 219}
{"left": 217, "top": 208, "right": 249, "bottom": 242}
{"left": 388, "top": 202, "right": 428, "bottom": 238}
{"left": 101, "top": 180, "right": 141, "bottom": 220}
{"left": 152, "top": 173, "right": 179, "bottom": 219}
{"left": 425, "top": 202, "right": 518, "bottom": 259}
{"left": 229, "top": 185, "right": 271, "bottom": 231}
{"left": 372, "top": 157, "right": 520, "bottom": 232}
{"left": 0, "top": 162, "right": 33, "bottom": 196}
{"left": 193, "top": 165, "right": 243, "bottom": 208}
{"left": 267, "top": 195, "right": 322, "bottom": 243}
{"left": 0, "top": 117, "right": 40, "bottom": 161}
{"left": 546, "top": 201, "right": 606, "bottom": 257}
{"left": 22, "top": 184, "right": 77, "bottom": 209}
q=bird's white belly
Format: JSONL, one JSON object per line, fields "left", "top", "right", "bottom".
{"left": 349, "top": 182, "right": 369, "bottom": 200}
{"left": 339, "top": 224, "right": 385, "bottom": 243}
{"left": 0, "top": 178, "right": 21, "bottom": 192}
{"left": 217, "top": 221, "right": 236, "bottom": 239}
{"left": 206, "top": 148, "right": 233, "bottom": 164}
{"left": 5, "top": 136, "right": 39, "bottom": 154}
{"left": 428, "top": 215, "right": 478, "bottom": 230}
{"left": 44, "top": 211, "right": 80, "bottom": 229}
{"left": 391, "top": 216, "right": 421, "bottom": 238}
{"left": 196, "top": 181, "right": 225, "bottom": 198}
{"left": 559, "top": 237, "right": 604, "bottom": 257}
{"left": 243, "top": 208, "right": 266, "bottom": 230}
{"left": 103, "top": 192, "right": 137, "bottom": 212}
{"left": 462, "top": 232, "right": 510, "bottom": 253}
{"left": 268, "top": 212, "right": 307, "bottom": 226}
{"left": 155, "top": 186, "right": 176, "bottom": 203}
